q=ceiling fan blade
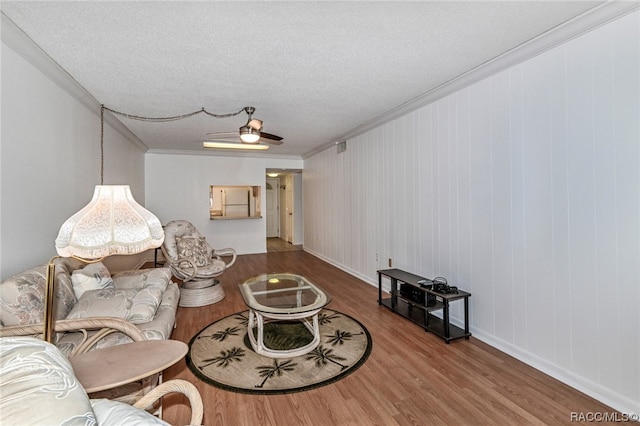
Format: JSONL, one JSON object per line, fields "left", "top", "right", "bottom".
{"left": 260, "top": 132, "right": 283, "bottom": 141}
{"left": 206, "top": 131, "right": 237, "bottom": 137}
{"left": 260, "top": 137, "right": 283, "bottom": 145}
{"left": 205, "top": 109, "right": 283, "bottom": 145}
{"left": 206, "top": 132, "right": 284, "bottom": 145}
{"left": 204, "top": 138, "right": 238, "bottom": 143}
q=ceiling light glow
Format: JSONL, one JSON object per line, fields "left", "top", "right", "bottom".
{"left": 203, "top": 141, "right": 269, "bottom": 150}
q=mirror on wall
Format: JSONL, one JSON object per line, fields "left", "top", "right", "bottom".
{"left": 210, "top": 185, "right": 261, "bottom": 219}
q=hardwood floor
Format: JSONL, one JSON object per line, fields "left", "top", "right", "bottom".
{"left": 267, "top": 237, "right": 303, "bottom": 252}
{"left": 160, "top": 251, "right": 613, "bottom": 425}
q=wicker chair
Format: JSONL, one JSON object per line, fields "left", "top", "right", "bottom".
{"left": 161, "top": 220, "right": 236, "bottom": 307}
{"left": 0, "top": 317, "right": 146, "bottom": 356}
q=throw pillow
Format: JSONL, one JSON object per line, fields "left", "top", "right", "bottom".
{"left": 175, "top": 236, "right": 210, "bottom": 267}
{"left": 0, "top": 265, "right": 48, "bottom": 326}
{"left": 0, "top": 263, "right": 78, "bottom": 327}
{"left": 71, "top": 262, "right": 114, "bottom": 299}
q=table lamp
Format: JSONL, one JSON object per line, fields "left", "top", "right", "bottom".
{"left": 42, "top": 185, "right": 164, "bottom": 342}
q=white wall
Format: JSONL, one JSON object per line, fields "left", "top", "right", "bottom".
{"left": 145, "top": 152, "right": 303, "bottom": 255}
{"left": 1, "top": 20, "right": 148, "bottom": 278}
{"left": 303, "top": 11, "right": 639, "bottom": 414}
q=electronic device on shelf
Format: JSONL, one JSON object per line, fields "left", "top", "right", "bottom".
{"left": 432, "top": 277, "right": 458, "bottom": 294}
{"left": 417, "top": 279, "right": 432, "bottom": 288}
{"left": 400, "top": 283, "right": 427, "bottom": 304}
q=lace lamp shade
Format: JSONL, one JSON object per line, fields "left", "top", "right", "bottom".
{"left": 55, "top": 185, "right": 164, "bottom": 259}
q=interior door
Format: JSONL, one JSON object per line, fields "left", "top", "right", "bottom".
{"left": 285, "top": 174, "right": 293, "bottom": 243}
{"left": 266, "top": 178, "right": 279, "bottom": 238}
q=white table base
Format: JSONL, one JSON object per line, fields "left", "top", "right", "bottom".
{"left": 247, "top": 308, "right": 322, "bottom": 358}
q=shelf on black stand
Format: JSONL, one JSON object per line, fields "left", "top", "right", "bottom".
{"left": 380, "top": 297, "right": 468, "bottom": 342}
{"left": 378, "top": 268, "right": 471, "bottom": 344}
{"left": 381, "top": 298, "right": 427, "bottom": 328}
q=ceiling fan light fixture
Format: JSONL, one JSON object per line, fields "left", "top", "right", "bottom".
{"left": 248, "top": 118, "right": 263, "bottom": 131}
{"left": 205, "top": 106, "right": 282, "bottom": 145}
{"left": 239, "top": 125, "right": 261, "bottom": 143}
{"left": 203, "top": 141, "right": 269, "bottom": 150}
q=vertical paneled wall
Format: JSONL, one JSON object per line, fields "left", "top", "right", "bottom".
{"left": 303, "top": 11, "right": 639, "bottom": 413}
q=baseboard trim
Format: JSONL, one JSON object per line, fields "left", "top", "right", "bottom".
{"left": 470, "top": 329, "right": 639, "bottom": 415}
{"left": 303, "top": 248, "right": 378, "bottom": 289}
{"left": 303, "top": 247, "right": 639, "bottom": 416}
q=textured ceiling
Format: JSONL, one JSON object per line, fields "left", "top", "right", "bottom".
{"left": 2, "top": 1, "right": 603, "bottom": 157}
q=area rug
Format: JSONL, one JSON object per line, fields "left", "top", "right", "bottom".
{"left": 186, "top": 309, "right": 372, "bottom": 394}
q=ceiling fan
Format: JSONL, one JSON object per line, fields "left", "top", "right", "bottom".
{"left": 205, "top": 106, "right": 283, "bottom": 145}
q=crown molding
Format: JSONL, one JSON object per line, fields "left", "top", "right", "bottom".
{"left": 1, "top": 12, "right": 148, "bottom": 153}
{"left": 303, "top": 1, "right": 640, "bottom": 159}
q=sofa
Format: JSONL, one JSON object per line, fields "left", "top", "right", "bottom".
{"left": 0, "top": 336, "right": 203, "bottom": 425}
{"left": 0, "top": 257, "right": 180, "bottom": 355}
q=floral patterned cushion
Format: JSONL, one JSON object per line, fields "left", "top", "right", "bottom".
{"left": 161, "top": 220, "right": 200, "bottom": 262}
{"left": 54, "top": 282, "right": 180, "bottom": 355}
{"left": 176, "top": 236, "right": 210, "bottom": 267}
{"left": 0, "top": 337, "right": 96, "bottom": 425}
{"left": 66, "top": 275, "right": 167, "bottom": 324}
{"left": 177, "top": 258, "right": 226, "bottom": 276}
{"left": 0, "top": 258, "right": 79, "bottom": 326}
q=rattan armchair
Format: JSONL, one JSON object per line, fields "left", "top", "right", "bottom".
{"left": 161, "top": 220, "right": 236, "bottom": 306}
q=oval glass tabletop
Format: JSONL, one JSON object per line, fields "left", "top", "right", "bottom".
{"left": 238, "top": 273, "right": 330, "bottom": 314}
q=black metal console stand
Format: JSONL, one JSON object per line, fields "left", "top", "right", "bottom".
{"left": 377, "top": 268, "right": 471, "bottom": 343}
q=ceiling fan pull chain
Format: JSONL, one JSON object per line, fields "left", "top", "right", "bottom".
{"left": 102, "top": 105, "right": 248, "bottom": 122}
{"left": 202, "top": 108, "right": 246, "bottom": 119}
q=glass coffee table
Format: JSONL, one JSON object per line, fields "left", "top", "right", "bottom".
{"left": 239, "top": 273, "right": 330, "bottom": 358}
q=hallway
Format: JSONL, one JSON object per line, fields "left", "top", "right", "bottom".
{"left": 266, "top": 237, "right": 302, "bottom": 252}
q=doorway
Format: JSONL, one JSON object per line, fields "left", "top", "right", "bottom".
{"left": 265, "top": 169, "right": 302, "bottom": 251}
{"left": 266, "top": 178, "right": 279, "bottom": 238}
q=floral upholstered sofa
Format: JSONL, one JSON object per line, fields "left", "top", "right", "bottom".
{"left": 0, "top": 258, "right": 180, "bottom": 354}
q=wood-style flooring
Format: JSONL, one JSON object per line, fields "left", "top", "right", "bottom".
{"left": 267, "top": 237, "right": 303, "bottom": 252}
{"left": 160, "top": 251, "right": 614, "bottom": 426}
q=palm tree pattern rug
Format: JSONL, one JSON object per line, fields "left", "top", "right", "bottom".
{"left": 186, "top": 309, "right": 372, "bottom": 394}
